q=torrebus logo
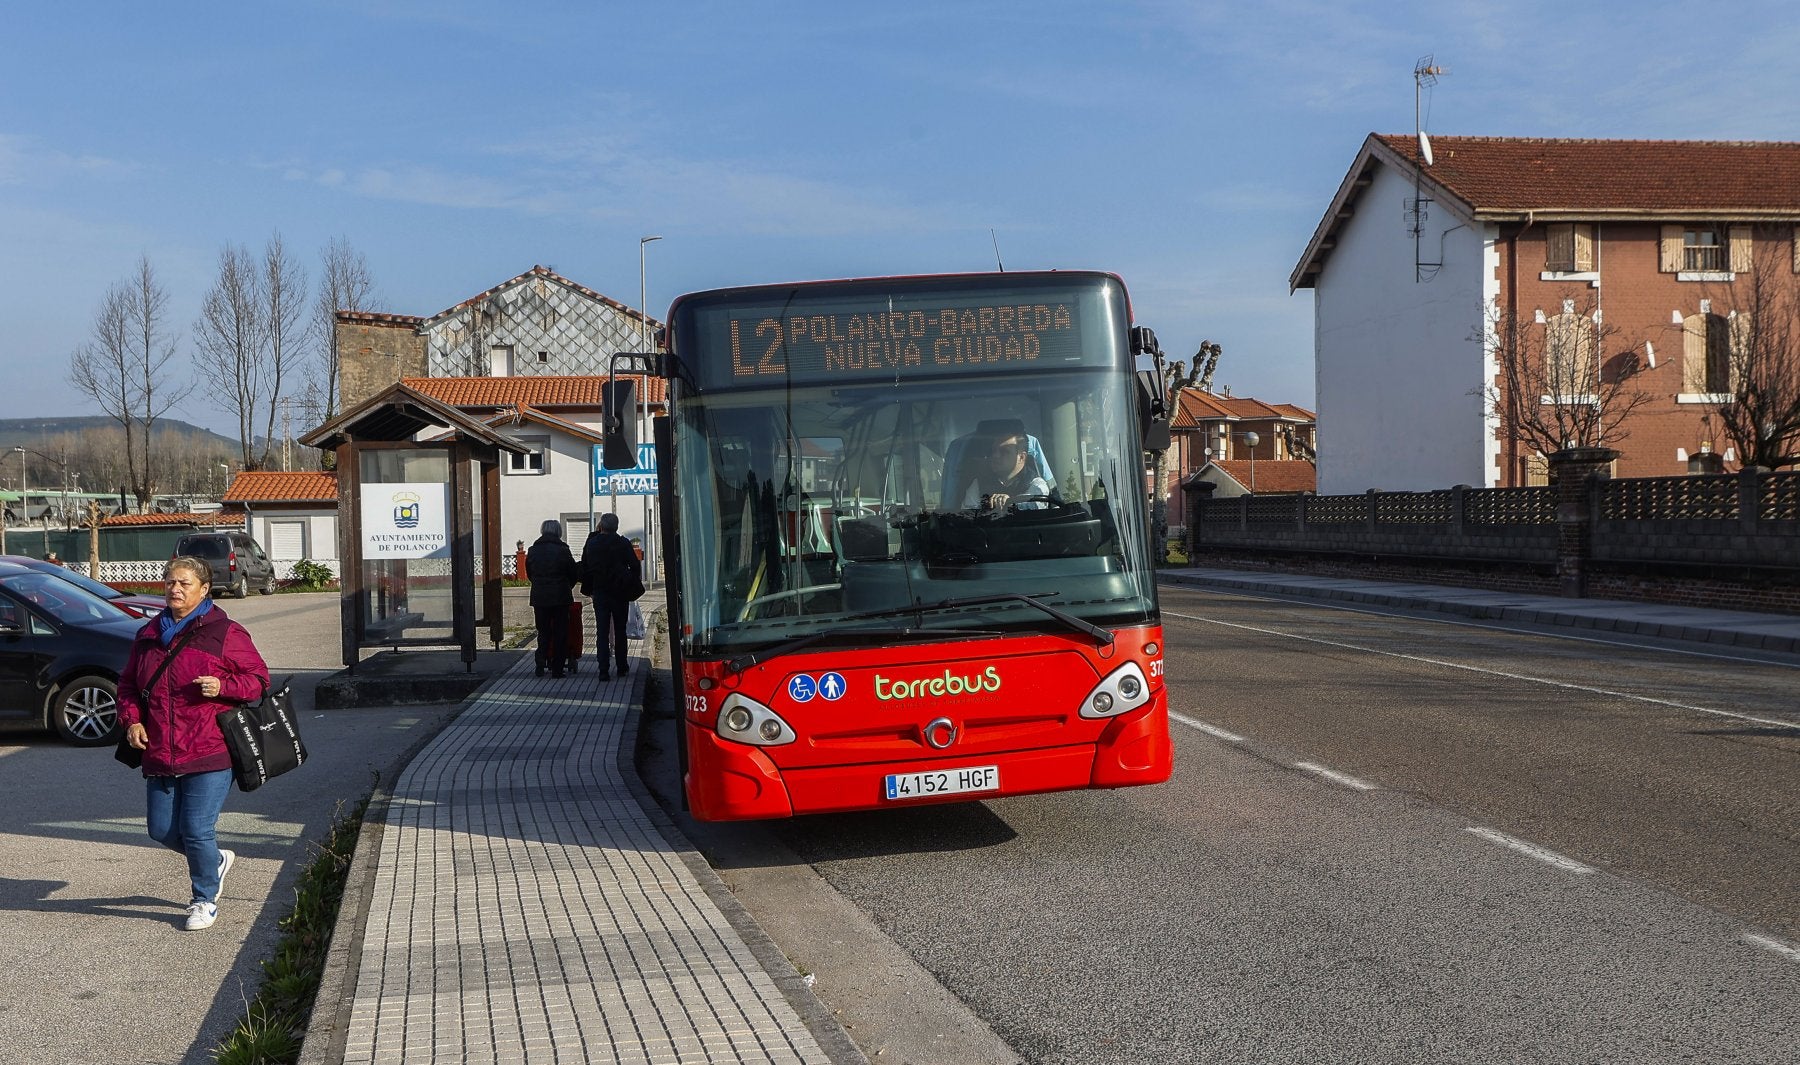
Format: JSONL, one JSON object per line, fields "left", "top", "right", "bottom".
{"left": 873, "top": 666, "right": 1001, "bottom": 701}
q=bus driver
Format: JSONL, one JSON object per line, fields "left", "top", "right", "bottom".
{"left": 961, "top": 431, "right": 1050, "bottom": 513}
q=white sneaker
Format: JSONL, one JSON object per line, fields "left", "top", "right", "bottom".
{"left": 217, "top": 849, "right": 235, "bottom": 894}
{"left": 185, "top": 901, "right": 218, "bottom": 931}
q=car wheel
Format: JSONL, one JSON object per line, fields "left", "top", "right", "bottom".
{"left": 259, "top": 574, "right": 276, "bottom": 595}
{"left": 52, "top": 676, "right": 120, "bottom": 747}
{"left": 232, "top": 575, "right": 249, "bottom": 599}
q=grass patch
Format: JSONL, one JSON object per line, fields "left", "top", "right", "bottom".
{"left": 212, "top": 791, "right": 371, "bottom": 1065}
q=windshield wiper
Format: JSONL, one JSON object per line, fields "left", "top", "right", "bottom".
{"left": 723, "top": 621, "right": 997, "bottom": 677}
{"left": 718, "top": 594, "right": 1109, "bottom": 676}
{"left": 921, "top": 593, "right": 1113, "bottom": 647}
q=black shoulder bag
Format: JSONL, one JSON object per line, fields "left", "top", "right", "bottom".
{"left": 216, "top": 675, "right": 305, "bottom": 793}
{"left": 113, "top": 627, "right": 201, "bottom": 770}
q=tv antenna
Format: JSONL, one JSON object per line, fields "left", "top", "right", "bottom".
{"left": 990, "top": 228, "right": 1005, "bottom": 272}
{"left": 1409, "top": 56, "right": 1448, "bottom": 281}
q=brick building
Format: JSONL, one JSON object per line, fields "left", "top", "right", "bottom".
{"left": 1293, "top": 135, "right": 1800, "bottom": 492}
{"left": 1160, "top": 390, "right": 1315, "bottom": 528}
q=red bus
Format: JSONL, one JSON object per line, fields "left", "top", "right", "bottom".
{"left": 609, "top": 271, "right": 1173, "bottom": 821}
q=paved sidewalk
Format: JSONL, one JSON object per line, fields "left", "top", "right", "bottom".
{"left": 1162, "top": 567, "right": 1800, "bottom": 655}
{"left": 312, "top": 591, "right": 854, "bottom": 1065}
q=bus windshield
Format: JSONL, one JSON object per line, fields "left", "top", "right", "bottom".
{"left": 672, "top": 364, "right": 1155, "bottom": 656}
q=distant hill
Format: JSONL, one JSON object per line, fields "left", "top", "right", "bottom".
{"left": 0, "top": 416, "right": 240, "bottom": 452}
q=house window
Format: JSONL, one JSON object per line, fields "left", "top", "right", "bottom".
{"left": 1543, "top": 312, "right": 1597, "bottom": 398}
{"left": 505, "top": 436, "right": 550, "bottom": 475}
{"left": 489, "top": 344, "right": 515, "bottom": 377}
{"left": 1680, "top": 313, "right": 1734, "bottom": 398}
{"left": 1684, "top": 228, "right": 1724, "bottom": 272}
{"left": 1544, "top": 224, "right": 1595, "bottom": 272}
{"left": 537, "top": 350, "right": 549, "bottom": 363}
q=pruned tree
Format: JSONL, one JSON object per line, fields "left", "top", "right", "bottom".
{"left": 193, "top": 242, "right": 266, "bottom": 467}
{"left": 69, "top": 256, "right": 190, "bottom": 510}
{"left": 312, "top": 236, "right": 377, "bottom": 422}
{"left": 1478, "top": 294, "right": 1654, "bottom": 464}
{"left": 1150, "top": 342, "right": 1218, "bottom": 558}
{"left": 1701, "top": 238, "right": 1800, "bottom": 470}
{"left": 257, "top": 233, "right": 309, "bottom": 469}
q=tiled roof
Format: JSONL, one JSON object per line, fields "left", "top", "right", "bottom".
{"left": 336, "top": 310, "right": 424, "bottom": 326}
{"left": 403, "top": 375, "right": 668, "bottom": 407}
{"left": 1209, "top": 459, "right": 1317, "bottom": 494}
{"left": 1171, "top": 391, "right": 1315, "bottom": 428}
{"left": 1296, "top": 134, "right": 1800, "bottom": 289}
{"left": 221, "top": 471, "right": 338, "bottom": 503}
{"left": 102, "top": 512, "right": 245, "bottom": 527}
{"left": 1374, "top": 134, "right": 1800, "bottom": 214}
{"left": 422, "top": 265, "right": 663, "bottom": 333}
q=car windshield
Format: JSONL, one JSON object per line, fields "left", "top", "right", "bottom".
{"left": 180, "top": 538, "right": 228, "bottom": 559}
{"left": 0, "top": 571, "right": 132, "bottom": 625}
{"left": 40, "top": 565, "right": 124, "bottom": 601}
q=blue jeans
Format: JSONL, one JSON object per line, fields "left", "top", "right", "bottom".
{"left": 145, "top": 770, "right": 233, "bottom": 904}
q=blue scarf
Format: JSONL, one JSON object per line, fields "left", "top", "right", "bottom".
{"left": 156, "top": 597, "right": 214, "bottom": 646}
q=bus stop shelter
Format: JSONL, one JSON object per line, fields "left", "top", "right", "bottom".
{"left": 300, "top": 381, "right": 530, "bottom": 670}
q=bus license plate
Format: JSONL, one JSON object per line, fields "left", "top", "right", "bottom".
{"left": 884, "top": 765, "right": 999, "bottom": 801}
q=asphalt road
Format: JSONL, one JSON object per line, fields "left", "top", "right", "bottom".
{"left": 0, "top": 592, "right": 462, "bottom": 1065}
{"left": 661, "top": 584, "right": 1800, "bottom": 1065}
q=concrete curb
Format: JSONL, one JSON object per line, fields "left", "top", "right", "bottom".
{"left": 1159, "top": 570, "right": 1800, "bottom": 656}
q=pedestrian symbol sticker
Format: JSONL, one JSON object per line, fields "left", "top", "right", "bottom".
{"left": 788, "top": 674, "right": 817, "bottom": 702}
{"left": 818, "top": 672, "right": 846, "bottom": 700}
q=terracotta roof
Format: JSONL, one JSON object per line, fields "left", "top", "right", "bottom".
{"left": 102, "top": 512, "right": 245, "bottom": 527}
{"left": 1172, "top": 391, "right": 1315, "bottom": 428}
{"left": 1375, "top": 134, "right": 1800, "bottom": 215}
{"left": 1210, "top": 459, "right": 1317, "bottom": 494}
{"left": 221, "top": 471, "right": 338, "bottom": 503}
{"left": 1296, "top": 134, "right": 1800, "bottom": 289}
{"left": 403, "top": 374, "right": 668, "bottom": 407}
{"left": 478, "top": 405, "right": 604, "bottom": 446}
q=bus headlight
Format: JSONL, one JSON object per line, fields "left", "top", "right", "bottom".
{"left": 1080, "top": 662, "right": 1152, "bottom": 719}
{"left": 716, "top": 693, "right": 796, "bottom": 746}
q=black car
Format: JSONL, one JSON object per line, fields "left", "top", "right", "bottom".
{"left": 0, "top": 561, "right": 139, "bottom": 746}
{"left": 0, "top": 555, "right": 166, "bottom": 619}
{"left": 173, "top": 531, "right": 277, "bottom": 599}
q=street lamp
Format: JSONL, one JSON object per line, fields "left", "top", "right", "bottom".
{"left": 216, "top": 463, "right": 232, "bottom": 496}
{"left": 639, "top": 234, "right": 662, "bottom": 581}
{"left": 1216, "top": 427, "right": 1261, "bottom": 493}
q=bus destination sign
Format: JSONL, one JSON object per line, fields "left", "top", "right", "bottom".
{"left": 717, "top": 297, "right": 1089, "bottom": 385}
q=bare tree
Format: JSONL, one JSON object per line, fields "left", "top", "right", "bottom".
{"left": 1703, "top": 238, "right": 1800, "bottom": 470}
{"left": 68, "top": 256, "right": 189, "bottom": 509}
{"left": 1150, "top": 344, "right": 1215, "bottom": 558}
{"left": 192, "top": 243, "right": 265, "bottom": 467}
{"left": 313, "top": 236, "right": 377, "bottom": 422}
{"left": 1478, "top": 294, "right": 1654, "bottom": 465}
{"left": 257, "top": 233, "right": 308, "bottom": 469}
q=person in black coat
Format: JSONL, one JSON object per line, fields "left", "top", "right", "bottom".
{"left": 526, "top": 519, "right": 579, "bottom": 677}
{"left": 579, "top": 511, "right": 641, "bottom": 678}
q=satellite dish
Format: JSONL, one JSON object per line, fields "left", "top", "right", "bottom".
{"left": 1418, "top": 129, "right": 1435, "bottom": 167}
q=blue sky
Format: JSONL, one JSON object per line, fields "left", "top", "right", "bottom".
{"left": 6, "top": 1, "right": 1798, "bottom": 437}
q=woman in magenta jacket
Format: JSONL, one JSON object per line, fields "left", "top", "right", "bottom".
{"left": 119, "top": 556, "right": 270, "bottom": 931}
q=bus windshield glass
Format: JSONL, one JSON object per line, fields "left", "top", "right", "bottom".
{"left": 667, "top": 275, "right": 1155, "bottom": 657}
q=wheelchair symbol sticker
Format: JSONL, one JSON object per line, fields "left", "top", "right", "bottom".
{"left": 817, "top": 672, "right": 846, "bottom": 701}
{"left": 788, "top": 674, "right": 817, "bottom": 702}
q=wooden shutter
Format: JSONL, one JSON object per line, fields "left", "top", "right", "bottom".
{"left": 1573, "top": 225, "right": 1595, "bottom": 271}
{"left": 1728, "top": 313, "right": 1751, "bottom": 392}
{"left": 1545, "top": 224, "right": 1575, "bottom": 271}
{"left": 1681, "top": 316, "right": 1707, "bottom": 393}
{"left": 1729, "top": 225, "right": 1753, "bottom": 272}
{"left": 1660, "top": 226, "right": 1684, "bottom": 272}
{"left": 1792, "top": 225, "right": 1799, "bottom": 273}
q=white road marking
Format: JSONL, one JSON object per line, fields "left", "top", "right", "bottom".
{"left": 1162, "top": 609, "right": 1800, "bottom": 732}
{"left": 1464, "top": 827, "right": 1596, "bottom": 875}
{"left": 1170, "top": 712, "right": 1245, "bottom": 743}
{"left": 1742, "top": 933, "right": 1800, "bottom": 963}
{"left": 1293, "top": 761, "right": 1378, "bottom": 791}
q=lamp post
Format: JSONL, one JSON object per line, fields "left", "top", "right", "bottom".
{"left": 1217, "top": 427, "right": 1261, "bottom": 493}
{"left": 639, "top": 234, "right": 662, "bottom": 581}
{"left": 216, "top": 462, "right": 231, "bottom": 497}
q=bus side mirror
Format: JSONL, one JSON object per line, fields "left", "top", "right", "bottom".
{"left": 1136, "top": 369, "right": 1171, "bottom": 451}
{"left": 601, "top": 378, "right": 639, "bottom": 470}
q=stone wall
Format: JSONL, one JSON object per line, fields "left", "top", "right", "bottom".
{"left": 1189, "top": 467, "right": 1800, "bottom": 614}
{"left": 338, "top": 314, "right": 427, "bottom": 413}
